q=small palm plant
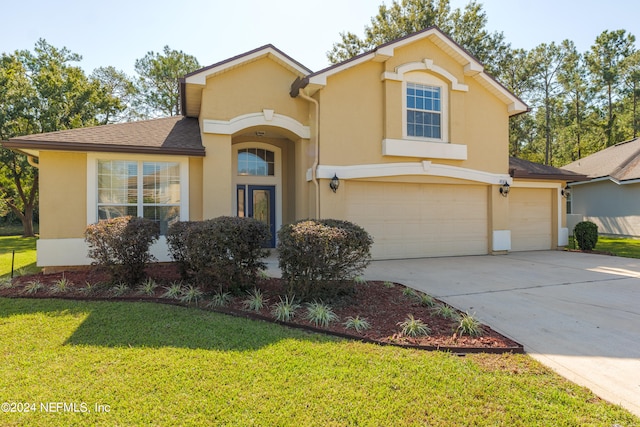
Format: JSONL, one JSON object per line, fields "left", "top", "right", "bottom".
{"left": 51, "top": 276, "right": 73, "bottom": 294}
{"left": 415, "top": 292, "right": 436, "bottom": 307}
{"left": 23, "top": 280, "right": 43, "bottom": 295}
{"left": 111, "top": 282, "right": 130, "bottom": 297}
{"left": 242, "top": 288, "right": 267, "bottom": 312}
{"left": 162, "top": 281, "right": 184, "bottom": 299}
{"left": 180, "top": 285, "right": 203, "bottom": 305}
{"left": 343, "top": 315, "right": 371, "bottom": 332}
{"left": 207, "top": 291, "right": 232, "bottom": 308}
{"left": 456, "top": 312, "right": 483, "bottom": 337}
{"left": 305, "top": 301, "right": 339, "bottom": 328}
{"left": 398, "top": 314, "right": 431, "bottom": 337}
{"left": 137, "top": 278, "right": 158, "bottom": 296}
{"left": 271, "top": 296, "right": 300, "bottom": 322}
{"left": 432, "top": 303, "right": 460, "bottom": 321}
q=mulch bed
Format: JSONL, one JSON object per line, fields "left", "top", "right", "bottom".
{"left": 2, "top": 264, "right": 523, "bottom": 354}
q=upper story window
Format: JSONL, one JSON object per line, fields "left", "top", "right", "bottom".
{"left": 238, "top": 148, "right": 275, "bottom": 176}
{"left": 406, "top": 82, "right": 441, "bottom": 139}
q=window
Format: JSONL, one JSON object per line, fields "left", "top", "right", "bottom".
{"left": 97, "top": 160, "right": 180, "bottom": 234}
{"left": 237, "top": 148, "right": 274, "bottom": 176}
{"left": 406, "top": 82, "right": 441, "bottom": 139}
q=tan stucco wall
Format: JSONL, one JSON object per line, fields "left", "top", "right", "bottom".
{"left": 189, "top": 157, "right": 203, "bottom": 221}
{"left": 39, "top": 151, "right": 87, "bottom": 239}
{"left": 199, "top": 57, "right": 309, "bottom": 125}
{"left": 201, "top": 133, "right": 232, "bottom": 219}
{"left": 315, "top": 37, "right": 510, "bottom": 175}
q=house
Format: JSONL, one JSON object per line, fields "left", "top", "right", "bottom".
{"left": 562, "top": 137, "right": 640, "bottom": 237}
{"left": 3, "top": 27, "right": 581, "bottom": 270}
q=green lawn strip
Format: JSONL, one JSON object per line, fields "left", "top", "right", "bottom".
{"left": 0, "top": 298, "right": 636, "bottom": 426}
{"left": 0, "top": 236, "right": 39, "bottom": 278}
{"left": 596, "top": 236, "right": 640, "bottom": 259}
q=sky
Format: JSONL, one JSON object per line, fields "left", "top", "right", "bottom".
{"left": 2, "top": 0, "right": 639, "bottom": 77}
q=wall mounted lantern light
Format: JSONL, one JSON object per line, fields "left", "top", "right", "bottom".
{"left": 561, "top": 186, "right": 570, "bottom": 198}
{"left": 499, "top": 182, "right": 510, "bottom": 197}
{"left": 329, "top": 174, "right": 340, "bottom": 193}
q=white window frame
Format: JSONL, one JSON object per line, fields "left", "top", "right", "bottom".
{"left": 87, "top": 153, "right": 190, "bottom": 227}
{"left": 402, "top": 72, "right": 449, "bottom": 143}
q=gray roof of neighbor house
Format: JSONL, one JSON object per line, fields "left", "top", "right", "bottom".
{"left": 2, "top": 116, "right": 205, "bottom": 157}
{"left": 561, "top": 138, "right": 640, "bottom": 182}
{"left": 509, "top": 157, "right": 587, "bottom": 181}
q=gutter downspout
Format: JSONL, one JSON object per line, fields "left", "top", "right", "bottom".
{"left": 295, "top": 88, "right": 320, "bottom": 219}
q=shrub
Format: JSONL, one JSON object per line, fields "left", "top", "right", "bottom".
{"left": 242, "top": 288, "right": 267, "bottom": 312}
{"left": 305, "top": 301, "right": 339, "bottom": 328}
{"left": 343, "top": 315, "right": 371, "bottom": 332}
{"left": 398, "top": 314, "right": 430, "bottom": 337}
{"left": 277, "top": 219, "right": 373, "bottom": 299}
{"left": 167, "top": 217, "right": 270, "bottom": 292}
{"left": 271, "top": 296, "right": 300, "bottom": 322}
{"left": 456, "top": 312, "right": 483, "bottom": 337}
{"left": 85, "top": 216, "right": 159, "bottom": 285}
{"left": 574, "top": 221, "right": 598, "bottom": 251}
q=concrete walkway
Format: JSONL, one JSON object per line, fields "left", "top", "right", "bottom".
{"left": 363, "top": 251, "right": 640, "bottom": 417}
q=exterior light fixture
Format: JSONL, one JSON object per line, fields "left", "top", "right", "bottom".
{"left": 561, "top": 186, "right": 570, "bottom": 198}
{"left": 499, "top": 182, "right": 510, "bottom": 197}
{"left": 329, "top": 174, "right": 340, "bottom": 193}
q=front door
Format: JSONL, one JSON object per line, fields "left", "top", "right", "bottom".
{"left": 237, "top": 184, "right": 276, "bottom": 247}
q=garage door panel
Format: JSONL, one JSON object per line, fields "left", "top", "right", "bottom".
{"left": 510, "top": 188, "right": 552, "bottom": 251}
{"left": 346, "top": 182, "right": 488, "bottom": 259}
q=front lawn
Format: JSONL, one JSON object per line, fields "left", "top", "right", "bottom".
{"left": 0, "top": 235, "right": 39, "bottom": 278}
{"left": 0, "top": 298, "right": 636, "bottom": 426}
{"left": 596, "top": 236, "right": 640, "bottom": 259}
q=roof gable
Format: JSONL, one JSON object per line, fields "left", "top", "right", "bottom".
{"left": 300, "top": 26, "right": 527, "bottom": 116}
{"left": 562, "top": 138, "right": 640, "bottom": 183}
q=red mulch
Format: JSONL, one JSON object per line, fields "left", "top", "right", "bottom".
{"left": 2, "top": 264, "right": 522, "bottom": 353}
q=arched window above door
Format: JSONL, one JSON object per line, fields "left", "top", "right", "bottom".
{"left": 237, "top": 148, "right": 275, "bottom": 176}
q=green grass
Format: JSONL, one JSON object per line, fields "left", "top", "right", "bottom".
{"left": 596, "top": 236, "right": 640, "bottom": 259}
{"left": 0, "top": 298, "right": 637, "bottom": 426}
{"left": 0, "top": 235, "right": 39, "bottom": 278}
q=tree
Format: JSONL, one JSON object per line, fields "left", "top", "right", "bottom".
{"left": 134, "top": 46, "right": 200, "bottom": 117}
{"left": 1, "top": 39, "right": 125, "bottom": 236}
{"left": 91, "top": 66, "right": 139, "bottom": 123}
{"left": 586, "top": 30, "right": 636, "bottom": 147}
{"left": 557, "top": 40, "right": 592, "bottom": 160}
{"left": 620, "top": 50, "right": 640, "bottom": 138}
{"left": 327, "top": 0, "right": 509, "bottom": 74}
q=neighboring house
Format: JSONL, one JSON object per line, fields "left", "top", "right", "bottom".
{"left": 562, "top": 137, "right": 640, "bottom": 237}
{"left": 3, "top": 27, "right": 581, "bottom": 269}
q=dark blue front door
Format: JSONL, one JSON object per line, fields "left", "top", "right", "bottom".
{"left": 237, "top": 184, "right": 276, "bottom": 247}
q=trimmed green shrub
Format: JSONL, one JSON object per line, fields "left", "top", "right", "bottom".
{"left": 85, "top": 216, "right": 159, "bottom": 285}
{"left": 167, "top": 217, "right": 270, "bottom": 292}
{"left": 574, "top": 221, "right": 598, "bottom": 251}
{"left": 277, "top": 219, "right": 373, "bottom": 300}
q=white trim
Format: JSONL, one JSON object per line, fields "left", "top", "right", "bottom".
{"left": 382, "top": 59, "right": 469, "bottom": 92}
{"left": 203, "top": 112, "right": 310, "bottom": 139}
{"left": 87, "top": 153, "right": 190, "bottom": 226}
{"left": 402, "top": 74, "right": 450, "bottom": 143}
{"left": 312, "top": 162, "right": 511, "bottom": 185}
{"left": 382, "top": 138, "right": 467, "bottom": 160}
{"left": 184, "top": 46, "right": 310, "bottom": 85}
{"left": 37, "top": 237, "right": 173, "bottom": 267}
{"left": 492, "top": 230, "right": 511, "bottom": 251}
{"left": 559, "top": 227, "right": 569, "bottom": 246}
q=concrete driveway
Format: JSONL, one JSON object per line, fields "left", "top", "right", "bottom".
{"left": 363, "top": 251, "right": 640, "bottom": 417}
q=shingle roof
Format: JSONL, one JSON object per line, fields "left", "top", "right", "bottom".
{"left": 561, "top": 138, "right": 640, "bottom": 182}
{"left": 2, "top": 116, "right": 204, "bottom": 156}
{"left": 509, "top": 157, "right": 587, "bottom": 181}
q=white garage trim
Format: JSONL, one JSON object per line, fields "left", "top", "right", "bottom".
{"left": 312, "top": 162, "right": 511, "bottom": 185}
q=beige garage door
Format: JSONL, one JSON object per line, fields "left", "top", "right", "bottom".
{"left": 345, "top": 182, "right": 488, "bottom": 259}
{"left": 510, "top": 188, "right": 552, "bottom": 251}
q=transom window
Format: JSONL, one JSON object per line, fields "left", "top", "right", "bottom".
{"left": 237, "top": 148, "right": 275, "bottom": 176}
{"left": 97, "top": 160, "right": 180, "bottom": 234}
{"left": 406, "top": 82, "right": 441, "bottom": 139}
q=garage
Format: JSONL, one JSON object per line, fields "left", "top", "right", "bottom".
{"left": 345, "top": 181, "right": 488, "bottom": 259}
{"left": 509, "top": 187, "right": 552, "bottom": 251}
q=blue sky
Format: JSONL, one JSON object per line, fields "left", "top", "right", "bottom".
{"left": 2, "top": 0, "right": 638, "bottom": 76}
